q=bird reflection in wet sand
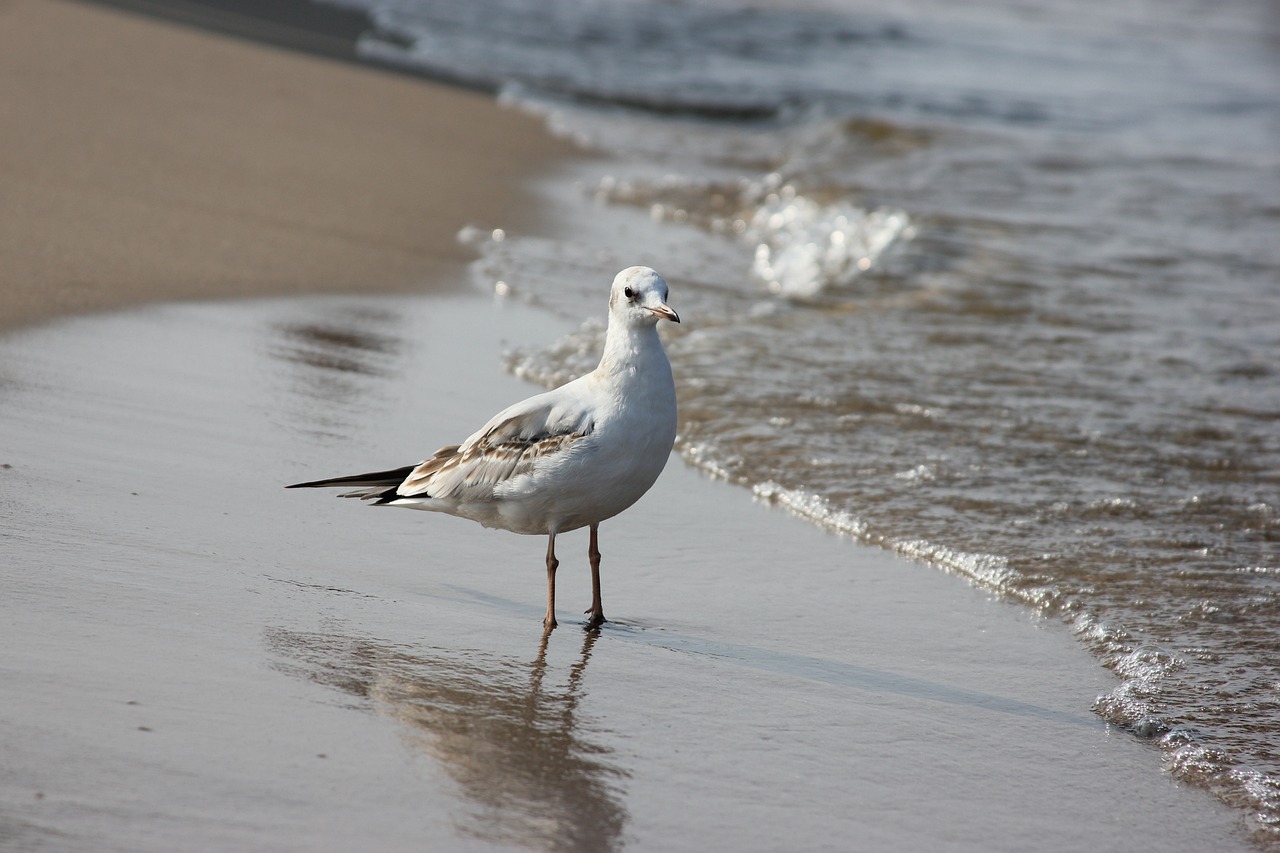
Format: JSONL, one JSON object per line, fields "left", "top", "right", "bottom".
{"left": 267, "top": 627, "right": 626, "bottom": 852}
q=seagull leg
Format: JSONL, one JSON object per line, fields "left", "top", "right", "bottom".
{"left": 584, "top": 523, "right": 607, "bottom": 630}
{"left": 544, "top": 532, "right": 559, "bottom": 630}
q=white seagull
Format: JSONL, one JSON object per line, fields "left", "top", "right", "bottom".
{"left": 287, "top": 266, "right": 680, "bottom": 630}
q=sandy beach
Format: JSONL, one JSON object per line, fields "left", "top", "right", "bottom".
{"left": 0, "top": 2, "right": 1256, "bottom": 851}
{"left": 0, "top": 0, "right": 570, "bottom": 332}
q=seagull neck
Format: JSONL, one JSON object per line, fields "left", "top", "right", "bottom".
{"left": 597, "top": 322, "right": 662, "bottom": 379}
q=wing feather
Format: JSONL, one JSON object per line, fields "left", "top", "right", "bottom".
{"left": 392, "top": 387, "right": 595, "bottom": 502}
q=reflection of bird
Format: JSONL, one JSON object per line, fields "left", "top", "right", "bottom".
{"left": 266, "top": 627, "right": 626, "bottom": 851}
{"left": 288, "top": 267, "right": 680, "bottom": 630}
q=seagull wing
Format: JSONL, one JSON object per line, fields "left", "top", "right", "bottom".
{"left": 389, "top": 384, "right": 596, "bottom": 504}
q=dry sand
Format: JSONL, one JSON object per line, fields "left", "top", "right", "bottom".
{"left": 0, "top": 2, "right": 1256, "bottom": 851}
{"left": 0, "top": 0, "right": 571, "bottom": 332}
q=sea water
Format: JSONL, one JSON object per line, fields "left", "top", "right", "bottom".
{"left": 322, "top": 0, "right": 1280, "bottom": 843}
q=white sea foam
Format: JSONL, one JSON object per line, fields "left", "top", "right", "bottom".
{"left": 747, "top": 480, "right": 1039, "bottom": 601}
{"left": 587, "top": 168, "right": 915, "bottom": 300}
{"left": 746, "top": 195, "right": 913, "bottom": 298}
{"left": 751, "top": 480, "right": 870, "bottom": 539}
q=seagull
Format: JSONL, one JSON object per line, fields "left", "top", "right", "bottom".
{"left": 287, "top": 266, "right": 680, "bottom": 631}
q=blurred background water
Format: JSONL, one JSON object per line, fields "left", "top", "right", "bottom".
{"left": 322, "top": 0, "right": 1280, "bottom": 844}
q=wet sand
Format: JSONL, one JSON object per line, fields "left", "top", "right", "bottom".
{"left": 0, "top": 294, "right": 1252, "bottom": 852}
{"left": 0, "top": 2, "right": 1255, "bottom": 851}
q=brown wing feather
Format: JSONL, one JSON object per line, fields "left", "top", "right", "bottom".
{"left": 393, "top": 411, "right": 592, "bottom": 501}
{"left": 295, "top": 398, "right": 596, "bottom": 506}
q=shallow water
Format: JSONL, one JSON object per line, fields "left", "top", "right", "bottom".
{"left": 328, "top": 0, "right": 1280, "bottom": 844}
{"left": 0, "top": 295, "right": 1251, "bottom": 851}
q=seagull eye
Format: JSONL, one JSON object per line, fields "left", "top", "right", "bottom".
{"left": 623, "top": 286, "right": 635, "bottom": 299}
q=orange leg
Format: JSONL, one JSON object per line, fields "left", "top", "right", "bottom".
{"left": 544, "top": 532, "right": 559, "bottom": 630}
{"left": 584, "top": 523, "right": 606, "bottom": 630}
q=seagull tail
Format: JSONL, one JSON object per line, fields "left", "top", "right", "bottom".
{"left": 285, "top": 465, "right": 416, "bottom": 501}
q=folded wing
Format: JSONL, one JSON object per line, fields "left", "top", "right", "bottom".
{"left": 389, "top": 387, "right": 596, "bottom": 504}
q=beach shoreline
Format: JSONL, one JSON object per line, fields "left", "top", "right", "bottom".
{"left": 0, "top": 292, "right": 1254, "bottom": 852}
{"left": 0, "top": 0, "right": 572, "bottom": 333}
{"left": 0, "top": 2, "right": 1259, "bottom": 851}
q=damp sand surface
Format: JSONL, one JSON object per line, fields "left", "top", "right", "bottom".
{"left": 0, "top": 293, "right": 1251, "bottom": 853}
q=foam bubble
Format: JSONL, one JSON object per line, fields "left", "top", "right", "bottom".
{"left": 747, "top": 197, "right": 912, "bottom": 298}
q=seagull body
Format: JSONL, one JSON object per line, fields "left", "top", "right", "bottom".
{"left": 287, "top": 266, "right": 680, "bottom": 630}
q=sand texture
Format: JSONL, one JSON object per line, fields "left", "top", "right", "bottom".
{"left": 0, "top": 0, "right": 570, "bottom": 332}
{"left": 0, "top": 294, "right": 1252, "bottom": 852}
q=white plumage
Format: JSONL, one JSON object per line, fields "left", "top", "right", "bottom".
{"left": 288, "top": 266, "right": 680, "bottom": 630}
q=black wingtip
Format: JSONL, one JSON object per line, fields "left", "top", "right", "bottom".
{"left": 284, "top": 465, "right": 417, "bottom": 491}
{"left": 284, "top": 477, "right": 342, "bottom": 489}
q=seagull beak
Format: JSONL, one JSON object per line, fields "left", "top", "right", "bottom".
{"left": 649, "top": 302, "right": 681, "bottom": 323}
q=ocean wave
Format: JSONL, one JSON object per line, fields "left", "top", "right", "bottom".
{"left": 595, "top": 171, "right": 914, "bottom": 299}
{"left": 747, "top": 192, "right": 913, "bottom": 298}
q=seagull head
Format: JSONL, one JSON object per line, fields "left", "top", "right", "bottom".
{"left": 609, "top": 266, "right": 681, "bottom": 327}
